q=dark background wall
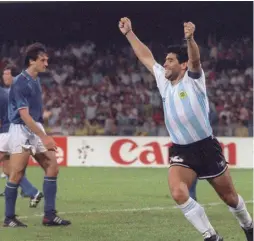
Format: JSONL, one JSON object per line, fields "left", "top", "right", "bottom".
{"left": 0, "top": 1, "right": 252, "bottom": 47}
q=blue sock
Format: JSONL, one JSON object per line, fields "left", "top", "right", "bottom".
{"left": 43, "top": 176, "right": 57, "bottom": 217}
{"left": 189, "top": 178, "right": 198, "bottom": 200}
{"left": 19, "top": 176, "right": 38, "bottom": 198}
{"left": 5, "top": 182, "right": 19, "bottom": 218}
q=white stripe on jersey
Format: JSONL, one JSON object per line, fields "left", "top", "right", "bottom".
{"left": 163, "top": 85, "right": 187, "bottom": 144}
{"left": 187, "top": 80, "right": 212, "bottom": 134}
{"left": 153, "top": 63, "right": 212, "bottom": 145}
{"left": 173, "top": 83, "right": 201, "bottom": 140}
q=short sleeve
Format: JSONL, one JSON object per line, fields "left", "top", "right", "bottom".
{"left": 152, "top": 63, "right": 168, "bottom": 96}
{"left": 188, "top": 69, "right": 206, "bottom": 94}
{"left": 12, "top": 82, "right": 29, "bottom": 110}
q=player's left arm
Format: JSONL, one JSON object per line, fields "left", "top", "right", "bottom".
{"left": 184, "top": 22, "right": 202, "bottom": 77}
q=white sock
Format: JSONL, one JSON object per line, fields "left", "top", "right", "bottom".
{"left": 178, "top": 197, "right": 216, "bottom": 238}
{"left": 229, "top": 194, "right": 253, "bottom": 229}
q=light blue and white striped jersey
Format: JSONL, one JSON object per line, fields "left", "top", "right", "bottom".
{"left": 153, "top": 63, "right": 213, "bottom": 145}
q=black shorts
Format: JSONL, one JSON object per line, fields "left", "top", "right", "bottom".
{"left": 169, "top": 136, "right": 228, "bottom": 179}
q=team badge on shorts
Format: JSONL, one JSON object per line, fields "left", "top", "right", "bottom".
{"left": 170, "top": 155, "right": 184, "bottom": 164}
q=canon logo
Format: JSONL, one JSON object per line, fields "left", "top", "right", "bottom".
{"left": 110, "top": 139, "right": 172, "bottom": 165}
{"left": 110, "top": 139, "right": 237, "bottom": 165}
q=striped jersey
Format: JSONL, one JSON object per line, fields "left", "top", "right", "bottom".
{"left": 153, "top": 63, "right": 212, "bottom": 145}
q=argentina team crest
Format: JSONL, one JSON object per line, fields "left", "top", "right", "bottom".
{"left": 179, "top": 91, "right": 188, "bottom": 99}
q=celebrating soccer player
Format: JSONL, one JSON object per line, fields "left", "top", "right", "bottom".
{"left": 119, "top": 17, "right": 253, "bottom": 241}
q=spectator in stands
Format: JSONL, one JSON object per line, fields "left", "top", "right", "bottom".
{"left": 234, "top": 120, "right": 249, "bottom": 137}
{"left": 0, "top": 37, "right": 252, "bottom": 137}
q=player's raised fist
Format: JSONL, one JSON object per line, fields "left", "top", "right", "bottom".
{"left": 184, "top": 22, "right": 195, "bottom": 39}
{"left": 118, "top": 17, "right": 132, "bottom": 35}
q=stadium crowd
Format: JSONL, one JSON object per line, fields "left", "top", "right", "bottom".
{"left": 0, "top": 37, "right": 253, "bottom": 137}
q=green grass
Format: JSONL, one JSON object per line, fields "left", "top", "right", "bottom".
{"left": 0, "top": 168, "right": 253, "bottom": 241}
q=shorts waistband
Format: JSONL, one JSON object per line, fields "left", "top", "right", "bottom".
{"left": 172, "top": 135, "right": 214, "bottom": 148}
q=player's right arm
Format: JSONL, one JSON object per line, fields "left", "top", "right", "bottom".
{"left": 13, "top": 83, "right": 56, "bottom": 150}
{"left": 119, "top": 17, "right": 156, "bottom": 75}
{"left": 19, "top": 108, "right": 47, "bottom": 137}
{"left": 119, "top": 17, "right": 168, "bottom": 96}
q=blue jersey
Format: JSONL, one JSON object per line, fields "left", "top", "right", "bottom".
{"left": 8, "top": 70, "right": 43, "bottom": 125}
{"left": 0, "top": 87, "right": 10, "bottom": 133}
{"left": 153, "top": 63, "right": 212, "bottom": 145}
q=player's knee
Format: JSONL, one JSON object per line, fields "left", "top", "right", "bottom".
{"left": 47, "top": 162, "right": 59, "bottom": 177}
{"left": 170, "top": 185, "right": 189, "bottom": 204}
{"left": 8, "top": 170, "right": 25, "bottom": 184}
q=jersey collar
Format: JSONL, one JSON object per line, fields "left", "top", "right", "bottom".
{"left": 21, "top": 70, "right": 39, "bottom": 81}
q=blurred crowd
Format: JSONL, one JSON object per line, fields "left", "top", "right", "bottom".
{"left": 0, "top": 36, "right": 253, "bottom": 137}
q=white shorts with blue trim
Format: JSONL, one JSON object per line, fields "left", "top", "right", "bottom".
{"left": 8, "top": 123, "right": 47, "bottom": 155}
{"left": 0, "top": 133, "right": 10, "bottom": 153}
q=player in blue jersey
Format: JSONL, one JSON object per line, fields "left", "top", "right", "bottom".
{"left": 0, "top": 65, "right": 44, "bottom": 207}
{"left": 119, "top": 17, "right": 253, "bottom": 241}
{"left": 4, "top": 43, "right": 71, "bottom": 227}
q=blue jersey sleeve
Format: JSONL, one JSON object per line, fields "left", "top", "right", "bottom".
{"left": 12, "top": 83, "right": 29, "bottom": 110}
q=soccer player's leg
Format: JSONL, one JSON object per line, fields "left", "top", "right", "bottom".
{"left": 208, "top": 170, "right": 253, "bottom": 241}
{"left": 169, "top": 146, "right": 198, "bottom": 201}
{"left": 2, "top": 156, "right": 43, "bottom": 207}
{"left": 168, "top": 165, "right": 222, "bottom": 241}
{"left": 189, "top": 178, "right": 198, "bottom": 201}
{"left": 19, "top": 172, "right": 44, "bottom": 208}
{"left": 207, "top": 160, "right": 253, "bottom": 241}
{"left": 169, "top": 143, "right": 222, "bottom": 241}
{"left": 200, "top": 137, "right": 253, "bottom": 241}
{"left": 34, "top": 149, "right": 71, "bottom": 226}
{"left": 3, "top": 125, "right": 35, "bottom": 227}
{"left": 3, "top": 151, "right": 29, "bottom": 227}
{"left": 0, "top": 152, "right": 8, "bottom": 197}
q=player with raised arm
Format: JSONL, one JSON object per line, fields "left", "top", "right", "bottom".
{"left": 119, "top": 17, "right": 253, "bottom": 241}
{"left": 4, "top": 43, "right": 71, "bottom": 227}
{"left": 0, "top": 65, "right": 43, "bottom": 207}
